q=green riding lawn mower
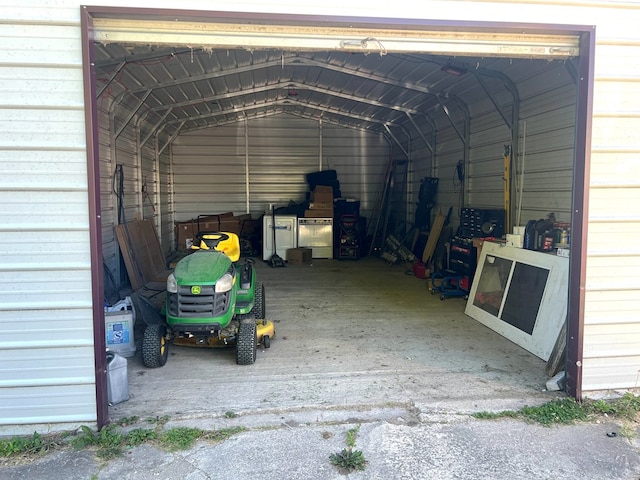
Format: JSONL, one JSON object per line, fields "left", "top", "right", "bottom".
{"left": 140, "top": 231, "right": 275, "bottom": 368}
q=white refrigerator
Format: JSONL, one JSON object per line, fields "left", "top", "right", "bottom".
{"left": 263, "top": 215, "right": 298, "bottom": 261}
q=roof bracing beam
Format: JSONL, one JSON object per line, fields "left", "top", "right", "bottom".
{"left": 162, "top": 98, "right": 410, "bottom": 154}
{"left": 406, "top": 112, "right": 434, "bottom": 155}
{"left": 113, "top": 90, "right": 152, "bottom": 139}
{"left": 158, "top": 122, "right": 185, "bottom": 155}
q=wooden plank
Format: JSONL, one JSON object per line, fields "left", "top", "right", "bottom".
{"left": 421, "top": 212, "right": 446, "bottom": 264}
{"left": 116, "top": 220, "right": 169, "bottom": 290}
{"left": 115, "top": 224, "right": 144, "bottom": 290}
{"left": 546, "top": 320, "right": 567, "bottom": 377}
{"left": 128, "top": 220, "right": 166, "bottom": 283}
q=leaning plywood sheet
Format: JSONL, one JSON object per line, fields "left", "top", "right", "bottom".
{"left": 116, "top": 220, "right": 169, "bottom": 290}
{"left": 115, "top": 223, "right": 144, "bottom": 290}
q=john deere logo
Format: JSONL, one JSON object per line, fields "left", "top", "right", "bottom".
{"left": 191, "top": 286, "right": 201, "bottom": 295}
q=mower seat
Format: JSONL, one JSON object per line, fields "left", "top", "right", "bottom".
{"left": 197, "top": 232, "right": 241, "bottom": 262}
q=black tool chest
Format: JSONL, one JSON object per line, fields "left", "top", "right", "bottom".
{"left": 449, "top": 208, "right": 505, "bottom": 286}
{"left": 449, "top": 236, "right": 477, "bottom": 284}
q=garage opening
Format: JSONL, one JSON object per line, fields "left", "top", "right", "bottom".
{"left": 81, "top": 8, "right": 592, "bottom": 426}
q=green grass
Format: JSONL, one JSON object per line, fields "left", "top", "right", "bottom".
{"left": 0, "top": 431, "right": 64, "bottom": 458}
{"left": 0, "top": 418, "right": 245, "bottom": 463}
{"left": 159, "top": 427, "right": 204, "bottom": 451}
{"left": 473, "top": 393, "right": 640, "bottom": 427}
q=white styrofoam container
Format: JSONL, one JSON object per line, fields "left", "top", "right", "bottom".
{"left": 506, "top": 233, "right": 523, "bottom": 248}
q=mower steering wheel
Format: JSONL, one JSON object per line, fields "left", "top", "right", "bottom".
{"left": 195, "top": 231, "right": 229, "bottom": 249}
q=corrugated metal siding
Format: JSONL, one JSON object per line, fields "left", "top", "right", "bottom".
{"left": 462, "top": 64, "right": 576, "bottom": 228}
{"left": 321, "top": 124, "right": 390, "bottom": 223}
{"left": 0, "top": 11, "right": 96, "bottom": 433}
{"left": 171, "top": 115, "right": 391, "bottom": 228}
{"left": 172, "top": 122, "right": 249, "bottom": 220}
{"left": 583, "top": 28, "right": 640, "bottom": 393}
{"left": 1, "top": 0, "right": 639, "bottom": 437}
{"left": 100, "top": 111, "right": 143, "bottom": 284}
{"left": 248, "top": 116, "right": 319, "bottom": 213}
{"left": 158, "top": 147, "right": 173, "bottom": 258}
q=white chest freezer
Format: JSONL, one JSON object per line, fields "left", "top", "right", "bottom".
{"left": 263, "top": 215, "right": 298, "bottom": 261}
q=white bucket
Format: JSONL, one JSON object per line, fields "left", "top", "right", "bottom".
{"left": 105, "top": 310, "right": 136, "bottom": 357}
{"left": 106, "top": 351, "right": 129, "bottom": 405}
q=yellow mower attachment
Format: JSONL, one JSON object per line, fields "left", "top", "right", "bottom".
{"left": 256, "top": 319, "right": 276, "bottom": 348}
{"left": 172, "top": 319, "right": 275, "bottom": 349}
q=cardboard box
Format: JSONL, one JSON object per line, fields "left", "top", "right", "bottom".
{"left": 304, "top": 209, "right": 334, "bottom": 218}
{"left": 176, "top": 221, "right": 198, "bottom": 250}
{"left": 176, "top": 213, "right": 245, "bottom": 250}
{"left": 286, "top": 247, "right": 312, "bottom": 265}
{"left": 311, "top": 185, "right": 333, "bottom": 203}
{"left": 236, "top": 214, "right": 259, "bottom": 236}
{"left": 309, "top": 201, "right": 334, "bottom": 210}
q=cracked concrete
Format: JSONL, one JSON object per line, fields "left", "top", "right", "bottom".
{"left": 2, "top": 257, "right": 639, "bottom": 479}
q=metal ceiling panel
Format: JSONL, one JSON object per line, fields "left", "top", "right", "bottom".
{"left": 92, "top": 11, "right": 580, "bottom": 146}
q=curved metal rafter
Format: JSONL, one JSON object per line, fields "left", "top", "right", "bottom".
{"left": 109, "top": 53, "right": 459, "bottom": 145}
{"left": 136, "top": 79, "right": 437, "bottom": 149}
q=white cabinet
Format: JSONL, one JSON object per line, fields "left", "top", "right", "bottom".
{"left": 263, "top": 215, "right": 298, "bottom": 261}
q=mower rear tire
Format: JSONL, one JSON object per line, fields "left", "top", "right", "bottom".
{"left": 253, "top": 282, "right": 265, "bottom": 320}
{"left": 236, "top": 320, "right": 257, "bottom": 365}
{"left": 142, "top": 324, "right": 168, "bottom": 368}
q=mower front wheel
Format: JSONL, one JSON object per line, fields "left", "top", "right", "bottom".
{"left": 142, "top": 324, "right": 169, "bottom": 368}
{"left": 236, "top": 320, "right": 257, "bottom": 365}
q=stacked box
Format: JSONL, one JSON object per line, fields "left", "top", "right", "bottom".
{"left": 305, "top": 185, "right": 334, "bottom": 218}
{"left": 175, "top": 213, "right": 250, "bottom": 250}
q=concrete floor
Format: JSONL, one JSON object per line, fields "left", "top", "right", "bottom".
{"left": 109, "top": 256, "right": 561, "bottom": 424}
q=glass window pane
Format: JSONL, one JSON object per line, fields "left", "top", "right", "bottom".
{"left": 501, "top": 263, "right": 550, "bottom": 334}
{"left": 472, "top": 255, "right": 513, "bottom": 316}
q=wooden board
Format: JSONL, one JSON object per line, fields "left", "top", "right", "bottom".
{"left": 115, "top": 224, "right": 144, "bottom": 290}
{"left": 421, "top": 212, "right": 446, "bottom": 264}
{"left": 116, "top": 220, "right": 169, "bottom": 290}
{"left": 545, "top": 320, "right": 567, "bottom": 377}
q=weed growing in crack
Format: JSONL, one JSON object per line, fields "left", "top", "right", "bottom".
{"left": 330, "top": 424, "right": 367, "bottom": 473}
{"left": 1, "top": 416, "right": 245, "bottom": 464}
{"left": 473, "top": 393, "right": 640, "bottom": 429}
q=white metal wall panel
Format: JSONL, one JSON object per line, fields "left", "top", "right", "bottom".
{"left": 321, "top": 124, "right": 390, "bottom": 222}
{"left": 158, "top": 147, "right": 173, "bottom": 257}
{"left": 462, "top": 64, "right": 576, "bottom": 229}
{"left": 139, "top": 141, "right": 159, "bottom": 233}
{"left": 172, "top": 122, "right": 248, "bottom": 220}
{"left": 172, "top": 115, "right": 389, "bottom": 244}
{"left": 170, "top": 115, "right": 391, "bottom": 232}
{"left": 248, "top": 115, "right": 319, "bottom": 213}
{"left": 582, "top": 21, "right": 640, "bottom": 394}
{"left": 431, "top": 128, "right": 467, "bottom": 225}
{"left": 0, "top": 10, "right": 96, "bottom": 434}
{"left": 100, "top": 111, "right": 143, "bottom": 286}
